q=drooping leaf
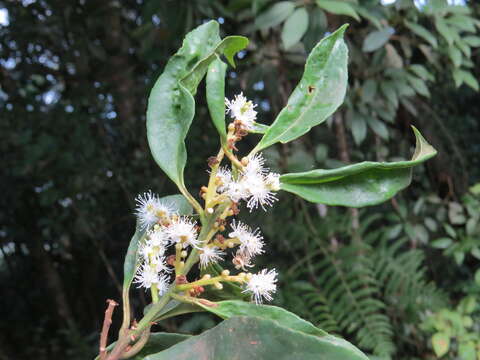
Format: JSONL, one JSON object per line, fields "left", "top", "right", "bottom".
{"left": 143, "top": 316, "right": 369, "bottom": 360}
{"left": 146, "top": 21, "right": 247, "bottom": 190}
{"left": 279, "top": 127, "right": 437, "bottom": 207}
{"left": 197, "top": 300, "right": 328, "bottom": 337}
{"left": 253, "top": 24, "right": 349, "bottom": 152}
{"left": 316, "top": 0, "right": 360, "bottom": 21}
{"left": 362, "top": 27, "right": 394, "bottom": 52}
{"left": 366, "top": 116, "right": 389, "bottom": 140}
{"left": 206, "top": 57, "right": 228, "bottom": 144}
{"left": 281, "top": 7, "right": 309, "bottom": 50}
{"left": 435, "top": 17, "right": 454, "bottom": 46}
{"left": 255, "top": 1, "right": 295, "bottom": 30}
{"left": 123, "top": 226, "right": 146, "bottom": 292}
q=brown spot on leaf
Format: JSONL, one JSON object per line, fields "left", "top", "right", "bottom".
{"left": 308, "top": 85, "right": 315, "bottom": 94}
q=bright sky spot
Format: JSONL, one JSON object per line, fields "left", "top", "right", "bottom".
{"left": 380, "top": 0, "right": 396, "bottom": 5}
{"left": 0, "top": 8, "right": 9, "bottom": 26}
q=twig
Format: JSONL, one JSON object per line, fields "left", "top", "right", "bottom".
{"left": 99, "top": 299, "right": 119, "bottom": 360}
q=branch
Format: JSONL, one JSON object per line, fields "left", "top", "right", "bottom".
{"left": 99, "top": 299, "right": 119, "bottom": 360}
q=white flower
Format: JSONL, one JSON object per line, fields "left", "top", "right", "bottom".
{"left": 264, "top": 172, "right": 281, "bottom": 191}
{"left": 133, "top": 264, "right": 159, "bottom": 289}
{"left": 242, "top": 172, "right": 278, "bottom": 211}
{"left": 150, "top": 255, "right": 171, "bottom": 273}
{"left": 215, "top": 167, "right": 233, "bottom": 193}
{"left": 229, "top": 221, "right": 264, "bottom": 258}
{"left": 225, "top": 92, "right": 257, "bottom": 130}
{"left": 166, "top": 216, "right": 199, "bottom": 248}
{"left": 225, "top": 180, "right": 250, "bottom": 202}
{"left": 243, "top": 268, "right": 278, "bottom": 304}
{"left": 135, "top": 191, "right": 173, "bottom": 230}
{"left": 148, "top": 228, "right": 169, "bottom": 250}
{"left": 199, "top": 246, "right": 225, "bottom": 268}
{"left": 156, "top": 273, "right": 171, "bottom": 296}
{"left": 139, "top": 242, "right": 154, "bottom": 261}
{"left": 244, "top": 153, "right": 268, "bottom": 176}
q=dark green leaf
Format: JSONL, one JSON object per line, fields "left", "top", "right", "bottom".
{"left": 435, "top": 17, "right": 454, "bottom": 46}
{"left": 408, "top": 64, "right": 435, "bottom": 81}
{"left": 350, "top": 113, "right": 367, "bottom": 145}
{"left": 123, "top": 226, "right": 146, "bottom": 291}
{"left": 279, "top": 127, "right": 437, "bottom": 207}
{"left": 448, "top": 46, "right": 462, "bottom": 68}
{"left": 255, "top": 1, "right": 295, "bottom": 30}
{"left": 407, "top": 75, "right": 430, "bottom": 97}
{"left": 254, "top": 25, "right": 349, "bottom": 152}
{"left": 362, "top": 27, "right": 394, "bottom": 52}
{"left": 366, "top": 117, "right": 389, "bottom": 140}
{"left": 463, "top": 36, "right": 480, "bottom": 47}
{"left": 431, "top": 238, "right": 453, "bottom": 249}
{"left": 316, "top": 0, "right": 360, "bottom": 21}
{"left": 133, "top": 333, "right": 191, "bottom": 360}
{"left": 197, "top": 300, "right": 328, "bottom": 337}
{"left": 147, "top": 21, "right": 247, "bottom": 189}
{"left": 143, "top": 316, "right": 369, "bottom": 360}
{"left": 282, "top": 7, "right": 309, "bottom": 50}
{"left": 206, "top": 57, "right": 228, "bottom": 144}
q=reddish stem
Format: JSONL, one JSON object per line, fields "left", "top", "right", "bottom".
{"left": 99, "top": 299, "right": 119, "bottom": 360}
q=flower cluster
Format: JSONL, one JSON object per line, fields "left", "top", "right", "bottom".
{"left": 134, "top": 94, "right": 279, "bottom": 304}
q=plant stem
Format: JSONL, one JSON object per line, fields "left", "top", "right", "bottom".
{"left": 99, "top": 299, "right": 119, "bottom": 360}
{"left": 106, "top": 292, "right": 172, "bottom": 360}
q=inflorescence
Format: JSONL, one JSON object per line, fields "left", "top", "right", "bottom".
{"left": 134, "top": 94, "right": 279, "bottom": 304}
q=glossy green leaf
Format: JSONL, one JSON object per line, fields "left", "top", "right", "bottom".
{"left": 254, "top": 25, "right": 349, "bottom": 152}
{"left": 143, "top": 316, "right": 369, "bottom": 360}
{"left": 282, "top": 7, "right": 309, "bottom": 50}
{"left": 206, "top": 57, "right": 228, "bottom": 144}
{"left": 362, "top": 27, "right": 394, "bottom": 52}
{"left": 279, "top": 127, "right": 437, "bottom": 207}
{"left": 316, "top": 0, "right": 360, "bottom": 21}
{"left": 147, "top": 21, "right": 247, "bottom": 189}
{"left": 255, "top": 1, "right": 295, "bottom": 30}
{"left": 404, "top": 20, "right": 438, "bottom": 48}
{"left": 431, "top": 237, "right": 453, "bottom": 249}
{"left": 198, "top": 300, "right": 328, "bottom": 337}
{"left": 453, "top": 69, "right": 479, "bottom": 91}
{"left": 409, "top": 64, "right": 435, "bottom": 81}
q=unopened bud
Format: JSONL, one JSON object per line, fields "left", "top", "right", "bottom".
{"left": 207, "top": 207, "right": 214, "bottom": 214}
{"left": 241, "top": 157, "right": 249, "bottom": 166}
{"left": 181, "top": 250, "right": 188, "bottom": 258}
{"left": 227, "top": 241, "right": 235, "bottom": 248}
{"left": 245, "top": 273, "right": 253, "bottom": 281}
{"left": 213, "top": 282, "right": 223, "bottom": 290}
{"left": 202, "top": 274, "right": 211, "bottom": 280}
{"left": 175, "top": 243, "right": 183, "bottom": 250}
{"left": 228, "top": 123, "right": 235, "bottom": 131}
{"left": 221, "top": 269, "right": 230, "bottom": 276}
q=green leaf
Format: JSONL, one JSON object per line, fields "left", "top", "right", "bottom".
{"left": 463, "top": 36, "right": 480, "bottom": 47}
{"left": 206, "top": 57, "right": 228, "bottom": 144}
{"left": 366, "top": 116, "right": 389, "bottom": 140}
{"left": 133, "top": 333, "right": 191, "bottom": 359}
{"left": 350, "top": 113, "right": 367, "bottom": 146}
{"left": 431, "top": 237, "right": 453, "bottom": 249}
{"left": 407, "top": 75, "right": 430, "bottom": 97}
{"left": 282, "top": 7, "right": 309, "bottom": 50}
{"left": 254, "top": 25, "right": 349, "bottom": 152}
{"left": 250, "top": 122, "right": 270, "bottom": 134}
{"left": 453, "top": 69, "right": 479, "bottom": 91}
{"left": 362, "top": 27, "right": 394, "bottom": 52}
{"left": 431, "top": 332, "right": 450, "bottom": 357}
{"left": 446, "top": 15, "right": 476, "bottom": 33}
{"left": 146, "top": 21, "right": 247, "bottom": 189}
{"left": 143, "top": 316, "right": 369, "bottom": 360}
{"left": 123, "top": 226, "right": 146, "bottom": 292}
{"left": 255, "top": 1, "right": 295, "bottom": 30}
{"left": 409, "top": 64, "right": 434, "bottom": 81}
{"left": 404, "top": 20, "right": 438, "bottom": 48}
{"left": 361, "top": 79, "right": 378, "bottom": 103}
{"left": 448, "top": 46, "right": 462, "bottom": 67}
{"left": 197, "top": 300, "right": 328, "bottom": 337}
{"left": 160, "top": 194, "right": 193, "bottom": 215}
{"left": 316, "top": 0, "right": 360, "bottom": 21}
{"left": 279, "top": 126, "right": 437, "bottom": 207}
{"left": 435, "top": 17, "right": 454, "bottom": 46}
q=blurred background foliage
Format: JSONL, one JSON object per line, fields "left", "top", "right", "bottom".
{"left": 1, "top": 0, "right": 480, "bottom": 359}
